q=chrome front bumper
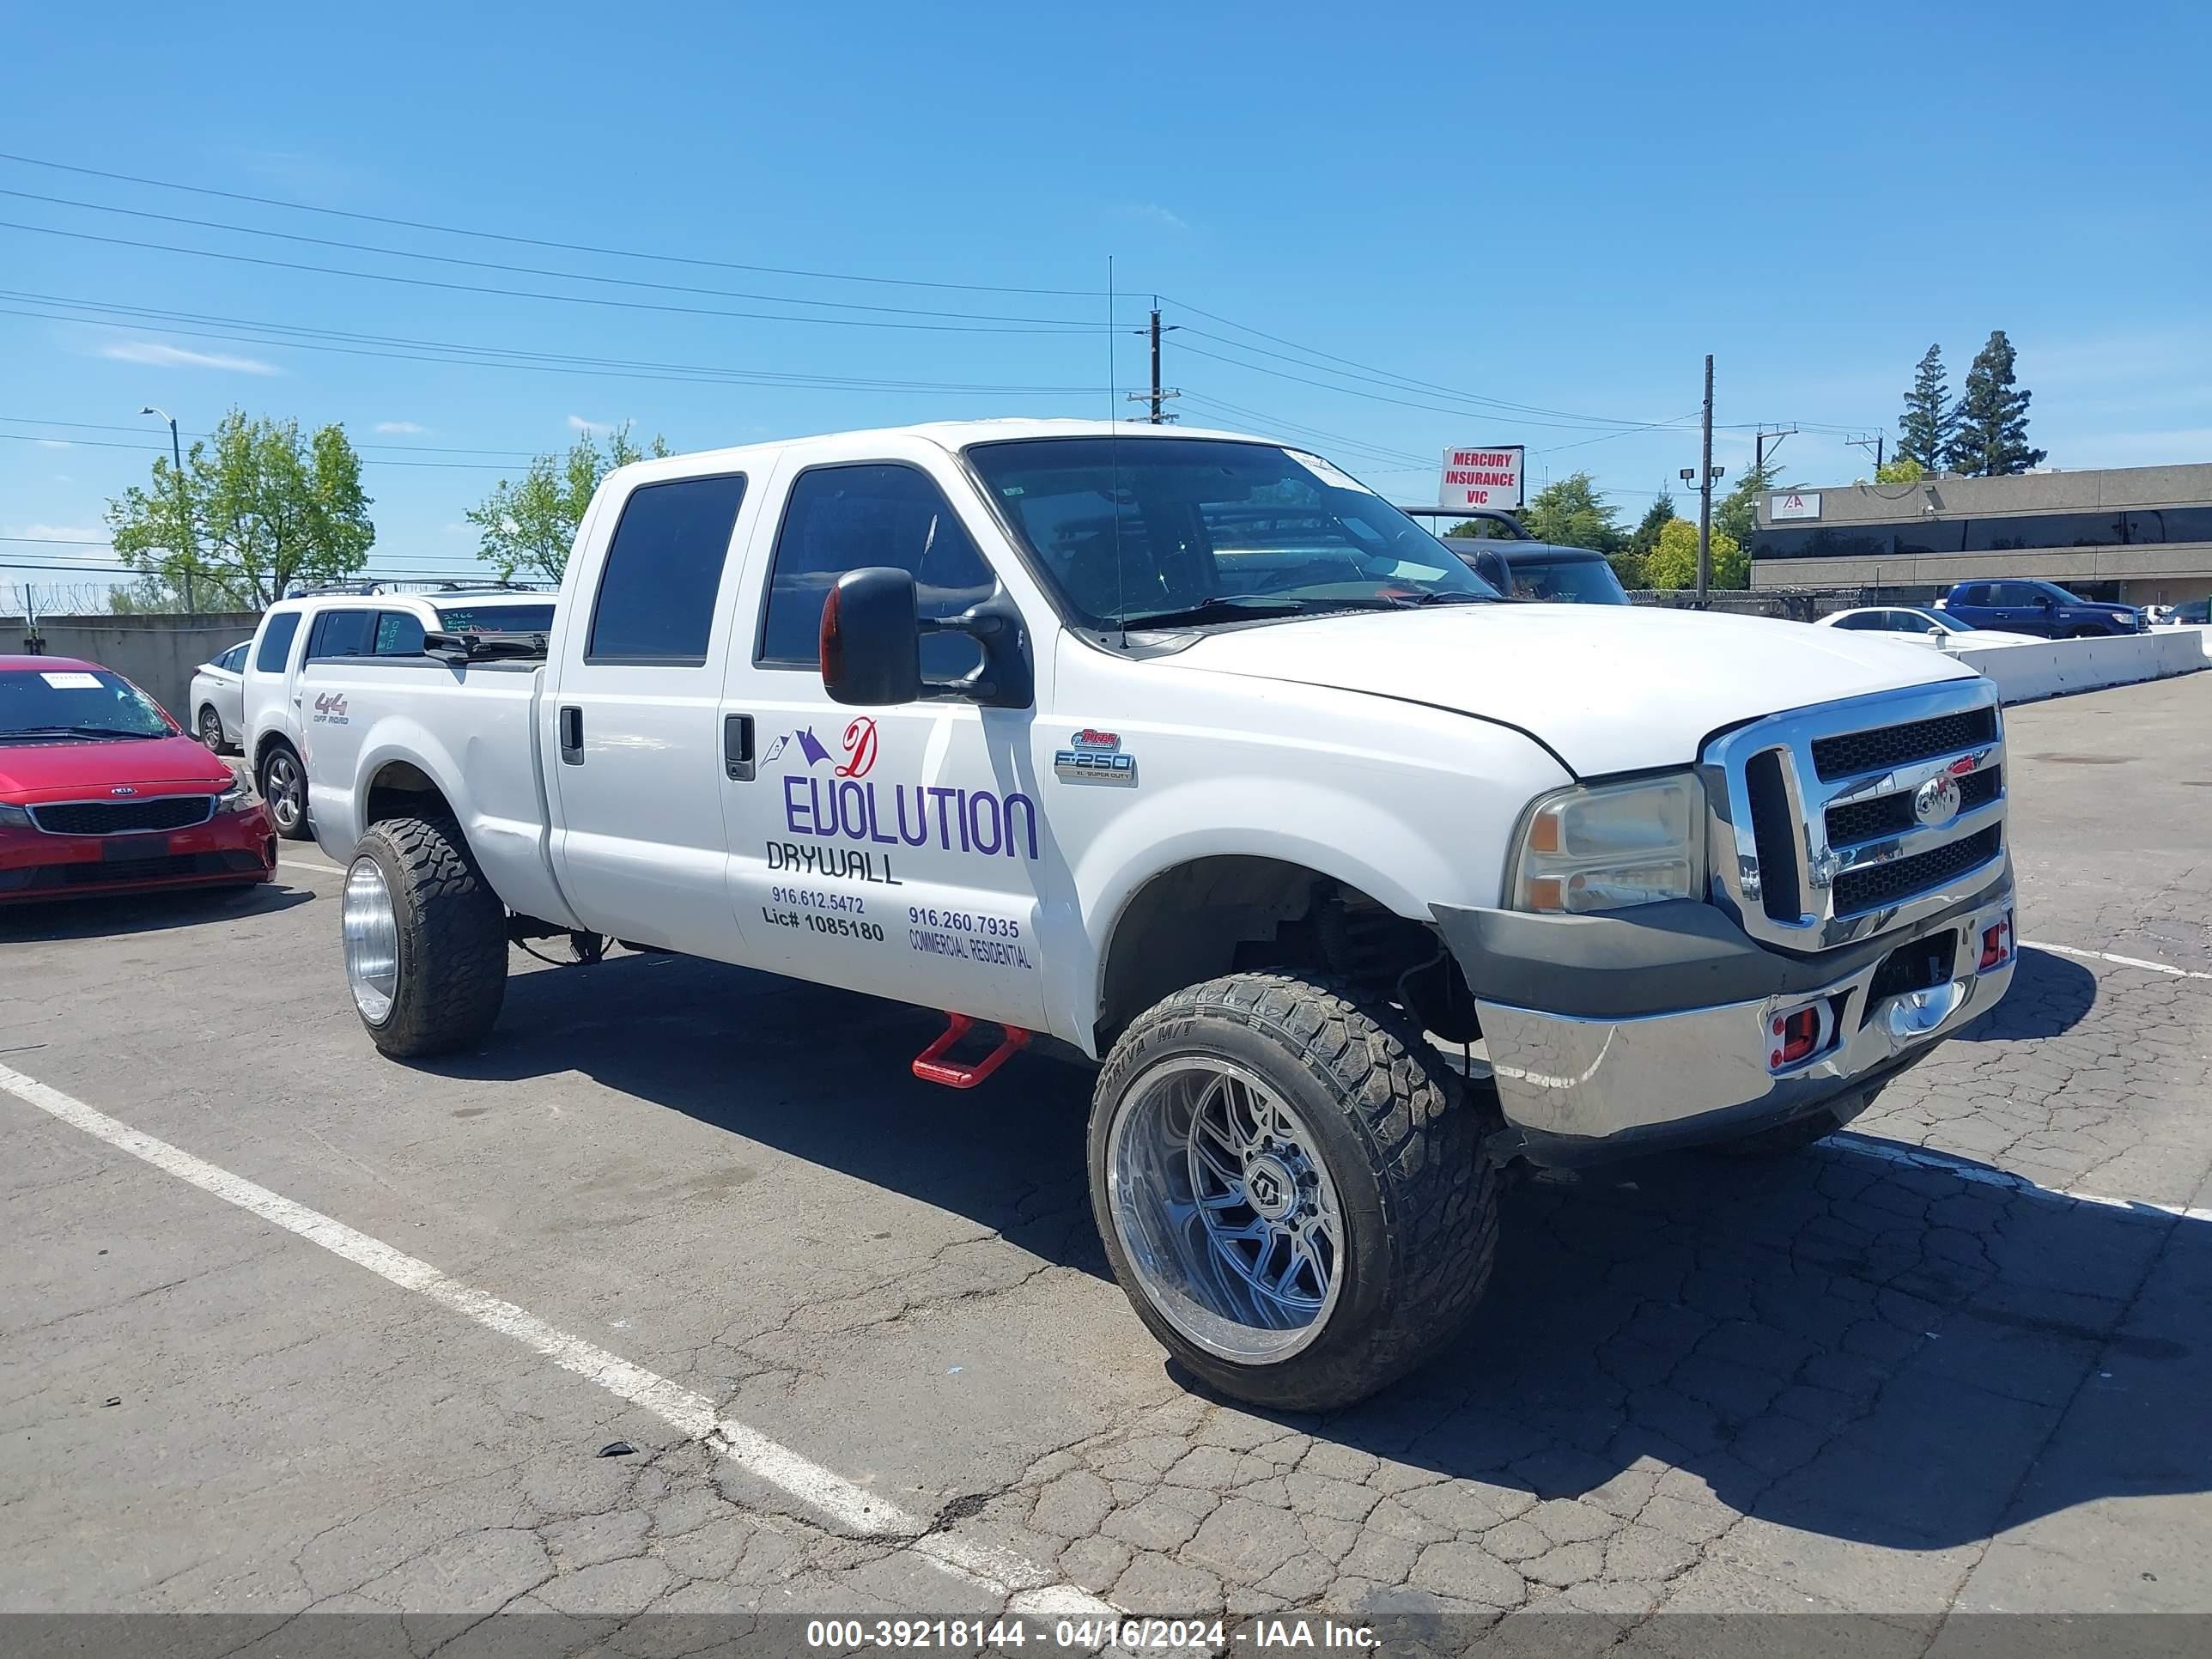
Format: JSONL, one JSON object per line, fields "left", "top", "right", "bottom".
{"left": 1474, "top": 884, "right": 2015, "bottom": 1161}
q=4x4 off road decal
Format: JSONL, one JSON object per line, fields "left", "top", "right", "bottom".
{"left": 766, "top": 715, "right": 1039, "bottom": 861}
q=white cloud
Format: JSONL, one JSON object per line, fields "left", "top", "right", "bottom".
{"left": 35, "top": 438, "right": 69, "bottom": 448}
{"left": 1118, "top": 202, "right": 1189, "bottom": 232}
{"left": 7, "top": 523, "right": 109, "bottom": 544}
{"left": 100, "top": 341, "right": 282, "bottom": 375}
{"left": 374, "top": 420, "right": 428, "bottom": 435}
{"left": 567, "top": 414, "right": 608, "bottom": 434}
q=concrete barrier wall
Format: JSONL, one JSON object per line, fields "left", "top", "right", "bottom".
{"left": 1954, "top": 628, "right": 2210, "bottom": 705}
{"left": 1, "top": 613, "right": 262, "bottom": 728}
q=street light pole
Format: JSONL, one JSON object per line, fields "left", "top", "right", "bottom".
{"left": 139, "top": 406, "right": 196, "bottom": 612}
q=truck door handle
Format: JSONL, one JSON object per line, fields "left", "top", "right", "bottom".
{"left": 558, "top": 705, "right": 584, "bottom": 765}
{"left": 723, "top": 714, "right": 755, "bottom": 781}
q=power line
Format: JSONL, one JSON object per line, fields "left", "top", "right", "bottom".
{"left": 1174, "top": 338, "right": 1692, "bottom": 433}
{"left": 0, "top": 415, "right": 539, "bottom": 459}
{"left": 1162, "top": 295, "right": 1673, "bottom": 427}
{"left": 0, "top": 150, "right": 1104, "bottom": 298}
{"left": 0, "top": 291, "right": 1111, "bottom": 397}
{"left": 0, "top": 219, "right": 1114, "bottom": 336}
{"left": 0, "top": 431, "right": 513, "bottom": 469}
{"left": 0, "top": 187, "right": 1137, "bottom": 330}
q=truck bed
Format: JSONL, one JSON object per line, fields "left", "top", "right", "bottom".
{"left": 297, "top": 655, "right": 577, "bottom": 930}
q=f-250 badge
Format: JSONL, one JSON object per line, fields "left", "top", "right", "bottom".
{"left": 1055, "top": 728, "right": 1136, "bottom": 787}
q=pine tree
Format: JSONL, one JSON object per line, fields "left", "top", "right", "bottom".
{"left": 1628, "top": 491, "right": 1675, "bottom": 558}
{"left": 1895, "top": 344, "right": 1957, "bottom": 471}
{"left": 1943, "top": 331, "right": 2047, "bottom": 477}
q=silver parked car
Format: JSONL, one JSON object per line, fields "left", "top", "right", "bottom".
{"left": 187, "top": 640, "right": 252, "bottom": 752}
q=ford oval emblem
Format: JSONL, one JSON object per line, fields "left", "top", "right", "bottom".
{"left": 110, "top": 785, "right": 139, "bottom": 797}
{"left": 1912, "top": 774, "right": 1960, "bottom": 828}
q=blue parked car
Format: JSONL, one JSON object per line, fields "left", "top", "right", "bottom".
{"left": 1938, "top": 578, "right": 2142, "bottom": 638}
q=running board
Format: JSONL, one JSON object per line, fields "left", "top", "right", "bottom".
{"left": 912, "top": 1013, "right": 1030, "bottom": 1089}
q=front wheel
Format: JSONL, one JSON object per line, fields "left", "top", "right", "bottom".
{"left": 198, "top": 706, "right": 228, "bottom": 753}
{"left": 1091, "top": 972, "right": 1497, "bottom": 1412}
{"left": 259, "top": 744, "right": 312, "bottom": 840}
{"left": 343, "top": 816, "right": 508, "bottom": 1058}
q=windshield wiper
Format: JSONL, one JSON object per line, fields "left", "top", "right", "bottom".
{"left": 2, "top": 726, "right": 159, "bottom": 740}
{"left": 1119, "top": 596, "right": 1308, "bottom": 629}
{"left": 1393, "top": 590, "right": 1497, "bottom": 606}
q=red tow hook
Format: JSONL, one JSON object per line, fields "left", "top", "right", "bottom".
{"left": 912, "top": 1012, "right": 1030, "bottom": 1089}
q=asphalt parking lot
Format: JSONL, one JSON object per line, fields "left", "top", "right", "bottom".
{"left": 4, "top": 674, "right": 2211, "bottom": 1652}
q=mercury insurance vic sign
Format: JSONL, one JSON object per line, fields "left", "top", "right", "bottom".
{"left": 1440, "top": 446, "right": 1525, "bottom": 511}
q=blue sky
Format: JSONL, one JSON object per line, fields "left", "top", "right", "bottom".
{"left": 4, "top": 0, "right": 2207, "bottom": 600}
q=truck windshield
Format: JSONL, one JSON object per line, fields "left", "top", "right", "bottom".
{"left": 966, "top": 437, "right": 1500, "bottom": 629}
{"left": 1497, "top": 555, "right": 1630, "bottom": 605}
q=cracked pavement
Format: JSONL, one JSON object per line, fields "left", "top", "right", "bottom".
{"left": 3, "top": 674, "right": 2209, "bottom": 1639}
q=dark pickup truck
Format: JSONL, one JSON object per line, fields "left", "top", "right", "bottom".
{"left": 1939, "top": 579, "right": 2142, "bottom": 638}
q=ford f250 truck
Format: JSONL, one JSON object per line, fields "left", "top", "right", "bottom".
{"left": 300, "top": 421, "right": 2017, "bottom": 1410}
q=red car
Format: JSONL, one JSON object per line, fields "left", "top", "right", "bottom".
{"left": 0, "top": 655, "right": 276, "bottom": 903}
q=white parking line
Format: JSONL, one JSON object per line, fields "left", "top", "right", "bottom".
{"left": 0, "top": 1060, "right": 1113, "bottom": 1616}
{"left": 277, "top": 854, "right": 345, "bottom": 878}
{"left": 1834, "top": 1133, "right": 2212, "bottom": 1225}
{"left": 2021, "top": 939, "right": 2212, "bottom": 982}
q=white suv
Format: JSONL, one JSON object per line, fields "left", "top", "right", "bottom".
{"left": 243, "top": 586, "right": 555, "bottom": 838}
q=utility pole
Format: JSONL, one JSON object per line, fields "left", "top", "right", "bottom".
{"left": 140, "top": 405, "right": 196, "bottom": 612}
{"left": 1125, "top": 301, "right": 1179, "bottom": 423}
{"left": 1847, "top": 431, "right": 1887, "bottom": 475}
{"left": 1753, "top": 423, "right": 1796, "bottom": 480}
{"left": 1697, "top": 354, "right": 1715, "bottom": 605}
{"left": 1149, "top": 308, "right": 1164, "bottom": 424}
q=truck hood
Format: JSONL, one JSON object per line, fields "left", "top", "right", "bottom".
{"left": 0, "top": 733, "right": 231, "bottom": 799}
{"left": 1171, "top": 603, "right": 1978, "bottom": 776}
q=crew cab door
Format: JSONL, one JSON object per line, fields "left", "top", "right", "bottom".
{"left": 717, "top": 438, "right": 1051, "bottom": 1033}
{"left": 542, "top": 468, "right": 761, "bottom": 958}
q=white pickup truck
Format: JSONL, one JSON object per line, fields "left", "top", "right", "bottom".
{"left": 300, "top": 420, "right": 2017, "bottom": 1409}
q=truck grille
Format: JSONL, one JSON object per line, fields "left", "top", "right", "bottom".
{"left": 30, "top": 796, "right": 216, "bottom": 836}
{"left": 1705, "top": 683, "right": 2007, "bottom": 951}
{"left": 1832, "top": 825, "right": 2002, "bottom": 916}
{"left": 1825, "top": 765, "right": 2002, "bottom": 848}
{"left": 1810, "top": 708, "right": 1997, "bottom": 781}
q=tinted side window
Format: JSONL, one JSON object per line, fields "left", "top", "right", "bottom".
{"left": 2129, "top": 507, "right": 2212, "bottom": 545}
{"left": 762, "top": 464, "right": 995, "bottom": 677}
{"left": 586, "top": 474, "right": 747, "bottom": 664}
{"left": 1951, "top": 585, "right": 1989, "bottom": 606}
{"left": 222, "top": 644, "right": 249, "bottom": 672}
{"left": 1831, "top": 612, "right": 1874, "bottom": 630}
{"left": 254, "top": 611, "right": 302, "bottom": 673}
{"left": 374, "top": 611, "right": 427, "bottom": 655}
{"left": 307, "top": 609, "right": 375, "bottom": 661}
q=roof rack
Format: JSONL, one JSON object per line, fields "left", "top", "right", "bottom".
{"left": 280, "top": 577, "right": 556, "bottom": 599}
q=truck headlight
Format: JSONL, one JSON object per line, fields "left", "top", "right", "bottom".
{"left": 1509, "top": 773, "right": 1707, "bottom": 914}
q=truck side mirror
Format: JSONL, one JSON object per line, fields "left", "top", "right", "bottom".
{"left": 820, "top": 567, "right": 923, "bottom": 706}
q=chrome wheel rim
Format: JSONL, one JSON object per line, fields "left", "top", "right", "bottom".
{"left": 1106, "top": 1056, "right": 1345, "bottom": 1364}
{"left": 266, "top": 754, "right": 302, "bottom": 830}
{"left": 199, "top": 711, "right": 223, "bottom": 750}
{"left": 342, "top": 857, "right": 399, "bottom": 1025}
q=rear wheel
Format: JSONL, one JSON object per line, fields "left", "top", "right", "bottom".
{"left": 1091, "top": 972, "right": 1496, "bottom": 1412}
{"left": 343, "top": 816, "right": 508, "bottom": 1058}
{"left": 198, "top": 706, "right": 228, "bottom": 753}
{"left": 259, "top": 744, "right": 311, "bottom": 840}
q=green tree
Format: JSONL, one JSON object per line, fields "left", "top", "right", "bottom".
{"left": 1645, "top": 518, "right": 1747, "bottom": 590}
{"left": 105, "top": 410, "right": 373, "bottom": 609}
{"left": 1627, "top": 491, "right": 1675, "bottom": 557}
{"left": 1518, "top": 471, "right": 1625, "bottom": 553}
{"left": 468, "top": 423, "right": 670, "bottom": 581}
{"left": 1895, "top": 344, "right": 1958, "bottom": 472}
{"left": 1713, "top": 460, "right": 1778, "bottom": 554}
{"left": 1875, "top": 456, "right": 1926, "bottom": 484}
{"left": 1445, "top": 517, "right": 1517, "bottom": 539}
{"left": 1944, "top": 331, "right": 2046, "bottom": 477}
